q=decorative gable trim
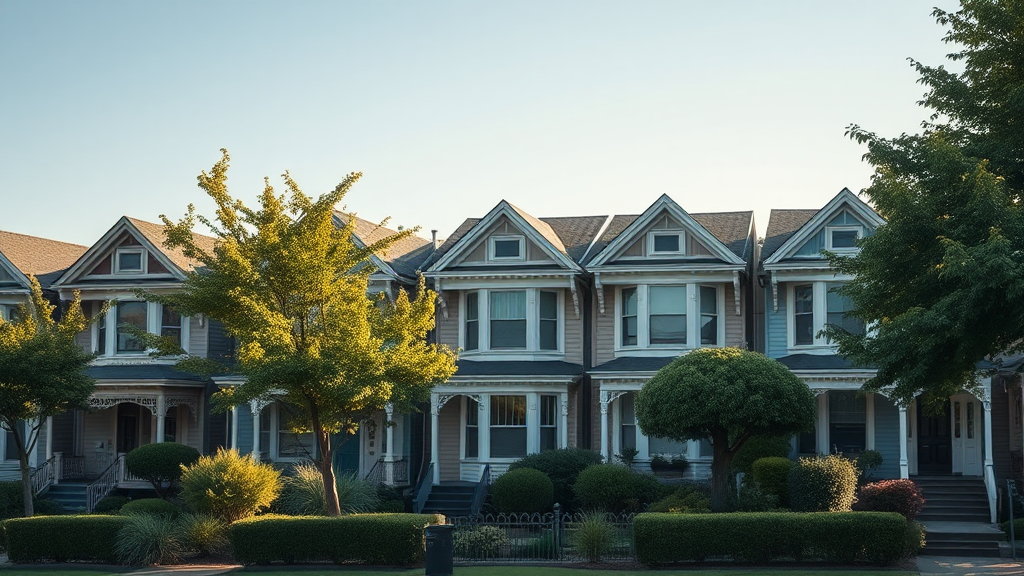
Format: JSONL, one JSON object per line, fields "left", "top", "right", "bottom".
{"left": 764, "top": 188, "right": 885, "bottom": 267}
{"left": 53, "top": 217, "right": 186, "bottom": 289}
{"left": 587, "top": 194, "right": 746, "bottom": 268}
{"left": 426, "top": 200, "right": 583, "bottom": 275}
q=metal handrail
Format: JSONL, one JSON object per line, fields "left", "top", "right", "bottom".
{"left": 413, "top": 463, "right": 434, "bottom": 514}
{"left": 85, "top": 454, "right": 123, "bottom": 513}
{"left": 30, "top": 456, "right": 56, "bottom": 496}
{"left": 470, "top": 464, "right": 490, "bottom": 516}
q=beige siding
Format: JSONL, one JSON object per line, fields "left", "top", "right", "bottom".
{"left": 437, "top": 291, "right": 460, "bottom": 349}
{"left": 188, "top": 316, "right": 208, "bottom": 358}
{"left": 622, "top": 237, "right": 644, "bottom": 257}
{"left": 564, "top": 292, "right": 583, "bottom": 365}
{"left": 438, "top": 401, "right": 461, "bottom": 482}
{"left": 566, "top": 387, "right": 578, "bottom": 448}
{"left": 82, "top": 408, "right": 116, "bottom": 475}
{"left": 181, "top": 405, "right": 202, "bottom": 451}
{"left": 724, "top": 282, "right": 745, "bottom": 348}
{"left": 75, "top": 326, "right": 91, "bottom": 353}
{"left": 593, "top": 286, "right": 616, "bottom": 366}
{"left": 461, "top": 243, "right": 486, "bottom": 263}
{"left": 525, "top": 241, "right": 554, "bottom": 262}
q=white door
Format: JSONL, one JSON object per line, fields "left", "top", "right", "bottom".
{"left": 951, "top": 394, "right": 982, "bottom": 476}
{"left": 951, "top": 398, "right": 964, "bottom": 474}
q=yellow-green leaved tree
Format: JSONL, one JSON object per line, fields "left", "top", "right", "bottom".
{"left": 150, "top": 150, "right": 457, "bottom": 516}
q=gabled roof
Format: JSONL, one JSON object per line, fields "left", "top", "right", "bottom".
{"left": 0, "top": 230, "right": 88, "bottom": 289}
{"left": 760, "top": 209, "right": 819, "bottom": 263}
{"left": 424, "top": 201, "right": 598, "bottom": 274}
{"left": 54, "top": 216, "right": 217, "bottom": 288}
{"left": 763, "top": 188, "right": 885, "bottom": 266}
{"left": 586, "top": 195, "right": 750, "bottom": 267}
{"left": 332, "top": 212, "right": 433, "bottom": 282}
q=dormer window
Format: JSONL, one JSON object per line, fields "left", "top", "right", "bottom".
{"left": 115, "top": 248, "right": 145, "bottom": 273}
{"left": 488, "top": 236, "right": 525, "bottom": 261}
{"left": 648, "top": 231, "right": 684, "bottom": 255}
{"left": 826, "top": 226, "right": 861, "bottom": 251}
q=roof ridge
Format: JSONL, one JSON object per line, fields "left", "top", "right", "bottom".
{"left": 0, "top": 229, "right": 87, "bottom": 249}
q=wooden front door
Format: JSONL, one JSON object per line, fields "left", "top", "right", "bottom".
{"left": 917, "top": 401, "right": 952, "bottom": 474}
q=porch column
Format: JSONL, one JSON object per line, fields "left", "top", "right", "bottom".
{"left": 559, "top": 392, "right": 569, "bottom": 449}
{"left": 430, "top": 393, "right": 440, "bottom": 485}
{"left": 526, "top": 392, "right": 540, "bottom": 455}
{"left": 983, "top": 377, "right": 997, "bottom": 523}
{"left": 250, "top": 400, "right": 262, "bottom": 460}
{"left": 816, "top": 392, "right": 829, "bottom": 455}
{"left": 478, "top": 395, "right": 490, "bottom": 463}
{"left": 384, "top": 403, "right": 395, "bottom": 487}
{"left": 230, "top": 406, "right": 239, "bottom": 450}
{"left": 155, "top": 395, "right": 166, "bottom": 444}
{"left": 599, "top": 391, "right": 610, "bottom": 462}
{"left": 898, "top": 404, "right": 909, "bottom": 479}
{"left": 45, "top": 416, "right": 54, "bottom": 460}
{"left": 865, "top": 393, "right": 875, "bottom": 450}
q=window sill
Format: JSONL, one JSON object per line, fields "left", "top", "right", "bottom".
{"left": 460, "top": 351, "right": 565, "bottom": 362}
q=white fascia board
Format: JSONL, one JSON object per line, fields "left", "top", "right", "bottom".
{"left": 590, "top": 267, "right": 743, "bottom": 282}
{"left": 435, "top": 380, "right": 576, "bottom": 392}
{"left": 438, "top": 275, "right": 576, "bottom": 290}
{"left": 765, "top": 189, "right": 885, "bottom": 266}
{"left": 54, "top": 217, "right": 187, "bottom": 288}
{"left": 770, "top": 269, "right": 854, "bottom": 282}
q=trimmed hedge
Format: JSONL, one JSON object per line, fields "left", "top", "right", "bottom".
{"left": 4, "top": 515, "right": 131, "bottom": 563}
{"left": 490, "top": 468, "right": 554, "bottom": 513}
{"left": 634, "top": 512, "right": 912, "bottom": 565}
{"left": 508, "top": 448, "right": 603, "bottom": 510}
{"left": 751, "top": 457, "right": 795, "bottom": 507}
{"left": 573, "top": 464, "right": 664, "bottom": 513}
{"left": 120, "top": 498, "right": 181, "bottom": 517}
{"left": 229, "top": 513, "right": 444, "bottom": 565}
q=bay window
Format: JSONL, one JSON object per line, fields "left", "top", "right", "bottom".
{"left": 648, "top": 286, "right": 686, "bottom": 345}
{"left": 461, "top": 288, "right": 562, "bottom": 353}
{"left": 490, "top": 395, "right": 527, "bottom": 458}
{"left": 490, "top": 291, "right": 527, "bottom": 349}
{"left": 826, "top": 283, "right": 865, "bottom": 336}
{"left": 788, "top": 281, "right": 864, "bottom": 348}
{"left": 261, "top": 401, "right": 316, "bottom": 460}
{"left": 116, "top": 301, "right": 147, "bottom": 353}
{"left": 616, "top": 283, "right": 722, "bottom": 350}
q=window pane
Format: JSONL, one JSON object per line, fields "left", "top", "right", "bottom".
{"left": 117, "top": 302, "right": 147, "bottom": 352}
{"left": 699, "top": 286, "right": 717, "bottom": 315}
{"left": 118, "top": 251, "right": 142, "bottom": 271}
{"left": 622, "top": 288, "right": 637, "bottom": 316}
{"left": 465, "top": 292, "right": 478, "bottom": 321}
{"left": 540, "top": 291, "right": 558, "bottom": 320}
{"left": 794, "top": 285, "right": 813, "bottom": 314}
{"left": 491, "top": 320, "right": 526, "bottom": 348}
{"left": 650, "top": 315, "right": 686, "bottom": 344}
{"left": 161, "top": 306, "right": 182, "bottom": 348}
{"left": 794, "top": 284, "right": 814, "bottom": 346}
{"left": 652, "top": 234, "right": 679, "bottom": 253}
{"left": 5, "top": 428, "right": 18, "bottom": 460}
{"left": 490, "top": 396, "right": 527, "bottom": 426}
{"left": 700, "top": 315, "right": 718, "bottom": 346}
{"left": 649, "top": 286, "right": 686, "bottom": 314}
{"left": 826, "top": 284, "right": 864, "bottom": 336}
{"left": 493, "top": 239, "right": 521, "bottom": 258}
{"left": 795, "top": 313, "right": 814, "bottom": 346}
{"left": 540, "top": 291, "right": 558, "bottom": 350}
{"left": 465, "top": 292, "right": 478, "bottom": 351}
{"left": 466, "top": 397, "right": 478, "bottom": 458}
{"left": 490, "top": 428, "right": 527, "bottom": 458}
{"left": 490, "top": 291, "right": 526, "bottom": 319}
{"left": 650, "top": 436, "right": 687, "bottom": 455}
{"left": 829, "top": 391, "right": 865, "bottom": 453}
{"left": 540, "top": 396, "right": 557, "bottom": 451}
{"left": 622, "top": 316, "right": 637, "bottom": 346}
{"left": 831, "top": 229, "right": 859, "bottom": 248}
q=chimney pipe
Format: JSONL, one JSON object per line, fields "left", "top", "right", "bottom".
{"left": 431, "top": 229, "right": 438, "bottom": 249}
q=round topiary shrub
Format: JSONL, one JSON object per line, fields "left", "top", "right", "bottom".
{"left": 572, "top": 464, "right": 661, "bottom": 513}
{"left": 490, "top": 468, "right": 554, "bottom": 514}
{"left": 125, "top": 443, "right": 201, "bottom": 499}
{"left": 732, "top": 435, "right": 793, "bottom": 475}
{"left": 507, "top": 448, "right": 603, "bottom": 511}
{"left": 751, "top": 456, "right": 796, "bottom": 507}
{"left": 853, "top": 479, "right": 925, "bottom": 520}
{"left": 179, "top": 449, "right": 281, "bottom": 522}
{"left": 788, "top": 454, "right": 858, "bottom": 512}
{"left": 93, "top": 495, "right": 130, "bottom": 514}
{"left": 120, "top": 498, "right": 181, "bottom": 517}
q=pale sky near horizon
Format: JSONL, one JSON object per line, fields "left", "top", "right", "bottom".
{"left": 1, "top": 0, "right": 961, "bottom": 248}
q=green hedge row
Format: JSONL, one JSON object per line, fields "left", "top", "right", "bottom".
{"left": 3, "top": 515, "right": 131, "bottom": 563}
{"left": 229, "top": 513, "right": 444, "bottom": 565}
{"left": 634, "top": 511, "right": 914, "bottom": 565}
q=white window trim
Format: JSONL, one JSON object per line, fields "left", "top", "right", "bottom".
{"left": 487, "top": 235, "right": 526, "bottom": 261}
{"left": 459, "top": 288, "right": 564, "bottom": 358}
{"left": 114, "top": 247, "right": 147, "bottom": 274}
{"left": 614, "top": 282, "right": 726, "bottom": 354}
{"left": 647, "top": 230, "right": 686, "bottom": 255}
{"left": 0, "top": 421, "right": 20, "bottom": 462}
{"left": 267, "top": 402, "right": 316, "bottom": 462}
{"left": 97, "top": 301, "right": 189, "bottom": 357}
{"left": 825, "top": 225, "right": 862, "bottom": 252}
{"left": 786, "top": 281, "right": 829, "bottom": 351}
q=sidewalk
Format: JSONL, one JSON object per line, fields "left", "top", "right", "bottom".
{"left": 917, "top": 556, "right": 1024, "bottom": 575}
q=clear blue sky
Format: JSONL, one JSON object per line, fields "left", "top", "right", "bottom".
{"left": 0, "top": 0, "right": 960, "bottom": 246}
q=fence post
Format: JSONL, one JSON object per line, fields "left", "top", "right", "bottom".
{"left": 553, "top": 503, "right": 561, "bottom": 560}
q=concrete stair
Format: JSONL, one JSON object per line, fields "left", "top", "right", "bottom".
{"left": 421, "top": 483, "right": 476, "bottom": 518}
{"left": 915, "top": 476, "right": 990, "bottom": 523}
{"left": 922, "top": 529, "right": 1003, "bottom": 557}
{"left": 43, "top": 482, "right": 89, "bottom": 512}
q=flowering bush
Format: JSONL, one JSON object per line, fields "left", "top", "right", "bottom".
{"left": 853, "top": 479, "right": 925, "bottom": 520}
{"left": 453, "top": 526, "right": 508, "bottom": 558}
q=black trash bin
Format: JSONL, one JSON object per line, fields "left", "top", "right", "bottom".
{"left": 424, "top": 523, "right": 455, "bottom": 576}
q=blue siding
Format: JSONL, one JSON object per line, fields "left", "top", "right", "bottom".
{"left": 235, "top": 404, "right": 254, "bottom": 453}
{"left": 873, "top": 395, "right": 900, "bottom": 479}
{"left": 794, "top": 230, "right": 825, "bottom": 257}
{"left": 765, "top": 285, "right": 788, "bottom": 358}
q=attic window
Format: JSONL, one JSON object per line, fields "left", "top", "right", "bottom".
{"left": 648, "top": 231, "right": 684, "bottom": 254}
{"left": 115, "top": 248, "right": 145, "bottom": 273}
{"left": 826, "top": 227, "right": 861, "bottom": 251}
{"left": 489, "top": 236, "right": 525, "bottom": 261}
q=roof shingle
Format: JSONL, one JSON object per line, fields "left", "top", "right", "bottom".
{"left": 0, "top": 230, "right": 88, "bottom": 288}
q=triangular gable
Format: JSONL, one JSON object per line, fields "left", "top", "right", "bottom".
{"left": 53, "top": 217, "right": 190, "bottom": 287}
{"left": 764, "top": 188, "right": 885, "bottom": 265}
{"left": 0, "top": 251, "right": 31, "bottom": 291}
{"left": 331, "top": 212, "right": 402, "bottom": 282}
{"left": 451, "top": 216, "right": 556, "bottom": 266}
{"left": 427, "top": 200, "right": 583, "bottom": 273}
{"left": 587, "top": 194, "right": 746, "bottom": 267}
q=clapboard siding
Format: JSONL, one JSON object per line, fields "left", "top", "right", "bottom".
{"left": 564, "top": 292, "right": 583, "bottom": 365}
{"left": 188, "top": 316, "right": 208, "bottom": 358}
{"left": 874, "top": 394, "right": 901, "bottom": 479}
{"left": 437, "top": 291, "right": 459, "bottom": 349}
{"left": 438, "top": 401, "right": 460, "bottom": 482}
{"left": 724, "top": 282, "right": 744, "bottom": 348}
{"left": 593, "top": 286, "right": 615, "bottom": 366}
{"left": 765, "top": 285, "right": 788, "bottom": 358}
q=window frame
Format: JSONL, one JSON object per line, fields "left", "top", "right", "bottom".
{"left": 792, "top": 283, "right": 815, "bottom": 347}
{"left": 115, "top": 300, "right": 149, "bottom": 354}
{"left": 614, "top": 283, "right": 725, "bottom": 352}
{"left": 114, "top": 248, "right": 147, "bottom": 274}
{"left": 489, "top": 395, "right": 528, "bottom": 459}
{"left": 825, "top": 226, "right": 862, "bottom": 252}
{"left": 647, "top": 285, "right": 688, "bottom": 346}
{"left": 647, "top": 230, "right": 685, "bottom": 255}
{"left": 487, "top": 235, "right": 526, "bottom": 261}
{"left": 489, "top": 290, "right": 528, "bottom": 350}
{"left": 267, "top": 401, "right": 317, "bottom": 462}
{"left": 460, "top": 288, "right": 563, "bottom": 355}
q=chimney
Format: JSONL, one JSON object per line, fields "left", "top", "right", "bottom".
{"left": 431, "top": 229, "right": 439, "bottom": 249}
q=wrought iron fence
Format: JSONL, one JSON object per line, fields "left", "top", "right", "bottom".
{"left": 450, "top": 505, "right": 636, "bottom": 563}
{"left": 30, "top": 456, "right": 56, "bottom": 495}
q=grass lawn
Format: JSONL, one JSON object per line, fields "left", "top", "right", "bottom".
{"left": 0, "top": 567, "right": 918, "bottom": 576}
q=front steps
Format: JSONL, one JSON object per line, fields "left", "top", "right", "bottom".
{"left": 421, "top": 482, "right": 476, "bottom": 518}
{"left": 914, "top": 476, "right": 1001, "bottom": 558}
{"left": 43, "top": 482, "right": 89, "bottom": 512}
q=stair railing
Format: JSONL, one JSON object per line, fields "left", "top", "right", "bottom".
{"left": 61, "top": 456, "right": 86, "bottom": 480}
{"left": 470, "top": 464, "right": 490, "bottom": 516}
{"left": 30, "top": 455, "right": 57, "bottom": 496}
{"left": 413, "top": 463, "right": 434, "bottom": 514}
{"left": 85, "top": 454, "right": 124, "bottom": 513}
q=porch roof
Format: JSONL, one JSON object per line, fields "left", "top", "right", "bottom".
{"left": 776, "top": 353, "right": 870, "bottom": 371}
{"left": 86, "top": 364, "right": 208, "bottom": 382}
{"left": 590, "top": 356, "right": 675, "bottom": 373}
{"left": 454, "top": 360, "right": 583, "bottom": 377}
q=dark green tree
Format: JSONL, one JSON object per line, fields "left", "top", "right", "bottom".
{"left": 830, "top": 1, "right": 1024, "bottom": 407}
{"left": 635, "top": 348, "right": 815, "bottom": 511}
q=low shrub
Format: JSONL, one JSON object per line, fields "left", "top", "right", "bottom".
{"left": 174, "top": 512, "right": 229, "bottom": 557}
{"left": 732, "top": 435, "right": 793, "bottom": 475}
{"left": 0, "top": 518, "right": 8, "bottom": 552}
{"left": 634, "top": 511, "right": 912, "bottom": 565}
{"left": 228, "top": 513, "right": 443, "bottom": 564}
{"left": 376, "top": 485, "right": 406, "bottom": 513}
{"left": 4, "top": 515, "right": 130, "bottom": 563}
{"left": 507, "top": 448, "right": 603, "bottom": 510}
{"left": 855, "top": 450, "right": 884, "bottom": 481}
{"left": 751, "top": 456, "right": 795, "bottom": 506}
{"left": 573, "top": 464, "right": 663, "bottom": 513}
{"left": 1000, "top": 518, "right": 1024, "bottom": 541}
{"left": 788, "top": 454, "right": 858, "bottom": 512}
{"left": 276, "top": 462, "right": 378, "bottom": 515}
{"left": 94, "top": 495, "right": 130, "bottom": 514}
{"left": 853, "top": 479, "right": 925, "bottom": 520}
{"left": 32, "top": 498, "right": 64, "bottom": 516}
{"left": 453, "top": 525, "right": 509, "bottom": 558}
{"left": 569, "top": 511, "right": 616, "bottom": 562}
{"left": 115, "top": 513, "right": 182, "bottom": 565}
{"left": 906, "top": 520, "right": 926, "bottom": 555}
{"left": 0, "top": 481, "right": 23, "bottom": 518}
{"left": 120, "top": 498, "right": 180, "bottom": 517}
{"left": 490, "top": 468, "right": 554, "bottom": 514}
{"left": 125, "top": 443, "right": 201, "bottom": 499}
{"left": 731, "top": 482, "right": 779, "bottom": 512}
{"left": 180, "top": 448, "right": 281, "bottom": 522}
{"left": 648, "top": 484, "right": 711, "bottom": 513}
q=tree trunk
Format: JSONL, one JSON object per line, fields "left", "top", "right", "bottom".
{"left": 709, "top": 430, "right": 734, "bottom": 512}
{"left": 317, "top": 429, "right": 341, "bottom": 517}
{"left": 19, "top": 452, "right": 34, "bottom": 517}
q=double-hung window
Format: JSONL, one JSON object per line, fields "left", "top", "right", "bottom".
{"left": 116, "top": 301, "right": 148, "bottom": 353}
{"left": 539, "top": 291, "right": 558, "bottom": 351}
{"left": 648, "top": 286, "right": 686, "bottom": 345}
{"left": 465, "top": 397, "right": 479, "bottom": 458}
{"left": 793, "top": 284, "right": 814, "bottom": 346}
{"left": 463, "top": 289, "right": 561, "bottom": 353}
{"left": 540, "top": 395, "right": 557, "bottom": 452}
{"left": 621, "top": 288, "right": 638, "bottom": 346}
{"left": 490, "top": 395, "right": 527, "bottom": 458}
{"left": 161, "top": 305, "right": 183, "bottom": 348}
{"left": 490, "top": 291, "right": 527, "bottom": 349}
{"left": 825, "top": 283, "right": 864, "bottom": 336}
{"left": 464, "top": 292, "right": 479, "bottom": 351}
{"left": 699, "top": 286, "right": 719, "bottom": 346}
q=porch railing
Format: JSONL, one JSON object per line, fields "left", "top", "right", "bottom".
{"left": 61, "top": 456, "right": 87, "bottom": 480}
{"left": 85, "top": 454, "right": 124, "bottom": 513}
{"left": 30, "top": 456, "right": 57, "bottom": 496}
{"left": 365, "top": 458, "right": 409, "bottom": 486}
{"left": 413, "top": 463, "right": 434, "bottom": 514}
{"left": 470, "top": 464, "right": 490, "bottom": 516}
